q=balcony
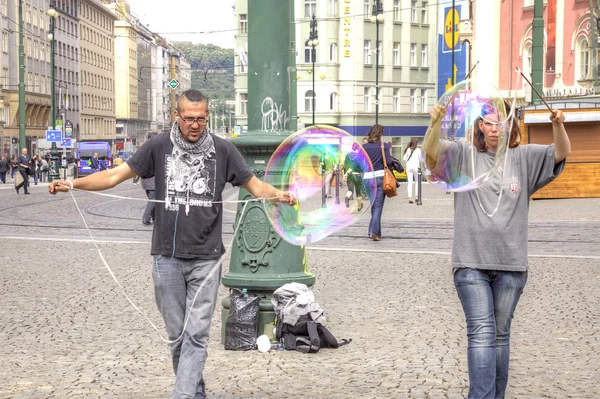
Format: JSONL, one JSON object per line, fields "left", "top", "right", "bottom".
{"left": 458, "top": 19, "right": 473, "bottom": 43}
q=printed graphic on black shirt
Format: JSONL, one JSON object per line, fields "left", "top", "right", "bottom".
{"left": 165, "top": 154, "right": 216, "bottom": 210}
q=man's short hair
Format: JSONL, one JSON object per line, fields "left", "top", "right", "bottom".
{"left": 177, "top": 89, "right": 208, "bottom": 111}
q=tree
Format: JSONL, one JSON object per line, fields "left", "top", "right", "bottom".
{"left": 173, "top": 42, "right": 235, "bottom": 105}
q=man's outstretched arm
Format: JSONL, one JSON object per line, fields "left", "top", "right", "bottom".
{"left": 48, "top": 163, "right": 138, "bottom": 194}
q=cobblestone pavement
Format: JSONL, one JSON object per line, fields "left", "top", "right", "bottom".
{"left": 0, "top": 182, "right": 599, "bottom": 398}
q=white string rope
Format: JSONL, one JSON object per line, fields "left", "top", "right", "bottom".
{"left": 66, "top": 186, "right": 278, "bottom": 204}
{"left": 63, "top": 185, "right": 260, "bottom": 344}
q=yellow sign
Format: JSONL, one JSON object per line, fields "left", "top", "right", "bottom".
{"left": 344, "top": 0, "right": 351, "bottom": 57}
{"left": 443, "top": 8, "right": 460, "bottom": 50}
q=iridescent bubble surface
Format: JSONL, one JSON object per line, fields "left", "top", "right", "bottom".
{"left": 421, "top": 79, "right": 515, "bottom": 192}
{"left": 263, "top": 125, "right": 377, "bottom": 246}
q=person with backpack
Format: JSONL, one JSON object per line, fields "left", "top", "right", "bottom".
{"left": 403, "top": 137, "right": 422, "bottom": 203}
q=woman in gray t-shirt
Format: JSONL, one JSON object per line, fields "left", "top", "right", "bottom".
{"left": 426, "top": 102, "right": 570, "bottom": 399}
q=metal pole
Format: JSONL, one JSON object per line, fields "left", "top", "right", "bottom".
{"left": 48, "top": 3, "right": 60, "bottom": 182}
{"left": 334, "top": 164, "right": 340, "bottom": 204}
{"left": 321, "top": 157, "right": 326, "bottom": 208}
{"left": 312, "top": 50, "right": 315, "bottom": 125}
{"left": 18, "top": 0, "right": 26, "bottom": 151}
{"left": 416, "top": 167, "right": 423, "bottom": 205}
{"left": 375, "top": 14, "right": 380, "bottom": 124}
{"left": 531, "top": 0, "right": 544, "bottom": 104}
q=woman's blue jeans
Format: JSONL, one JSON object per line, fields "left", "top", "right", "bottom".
{"left": 454, "top": 268, "right": 528, "bottom": 399}
{"left": 368, "top": 176, "right": 385, "bottom": 237}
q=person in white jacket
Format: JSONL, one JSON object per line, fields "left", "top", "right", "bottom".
{"left": 402, "top": 137, "right": 422, "bottom": 203}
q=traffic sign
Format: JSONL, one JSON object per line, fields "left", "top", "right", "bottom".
{"left": 59, "top": 138, "right": 72, "bottom": 148}
{"left": 46, "top": 130, "right": 62, "bottom": 142}
{"left": 169, "top": 79, "right": 179, "bottom": 90}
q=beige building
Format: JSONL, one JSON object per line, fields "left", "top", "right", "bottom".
{"left": 104, "top": 0, "right": 143, "bottom": 145}
{"left": 3, "top": 0, "right": 52, "bottom": 156}
{"left": 80, "top": 0, "right": 116, "bottom": 142}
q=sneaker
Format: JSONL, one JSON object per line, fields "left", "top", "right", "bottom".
{"left": 327, "top": 194, "right": 332, "bottom": 198}
{"left": 344, "top": 196, "right": 350, "bottom": 208}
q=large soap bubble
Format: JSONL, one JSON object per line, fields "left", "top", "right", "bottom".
{"left": 263, "top": 125, "right": 377, "bottom": 246}
{"left": 421, "top": 79, "right": 516, "bottom": 192}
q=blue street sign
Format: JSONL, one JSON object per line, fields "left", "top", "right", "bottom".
{"left": 59, "top": 138, "right": 72, "bottom": 148}
{"left": 46, "top": 129, "right": 62, "bottom": 142}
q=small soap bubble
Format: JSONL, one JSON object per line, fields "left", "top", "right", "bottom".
{"left": 422, "top": 79, "right": 514, "bottom": 192}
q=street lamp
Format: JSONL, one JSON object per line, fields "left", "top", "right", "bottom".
{"left": 47, "top": 3, "right": 60, "bottom": 182}
{"left": 370, "top": 0, "right": 384, "bottom": 124}
{"left": 308, "top": 14, "right": 319, "bottom": 126}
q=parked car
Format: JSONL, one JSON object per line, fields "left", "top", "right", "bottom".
{"left": 393, "top": 169, "right": 407, "bottom": 182}
{"left": 117, "top": 151, "right": 133, "bottom": 162}
{"left": 78, "top": 142, "right": 112, "bottom": 176}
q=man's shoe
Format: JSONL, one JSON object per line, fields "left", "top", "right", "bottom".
{"left": 15, "top": 188, "right": 19, "bottom": 194}
{"left": 24, "top": 192, "right": 30, "bottom": 195}
{"left": 372, "top": 235, "right": 380, "bottom": 241}
{"left": 344, "top": 196, "right": 350, "bottom": 208}
{"left": 142, "top": 220, "right": 152, "bottom": 225}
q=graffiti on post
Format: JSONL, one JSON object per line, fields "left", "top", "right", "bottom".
{"left": 261, "top": 97, "right": 290, "bottom": 131}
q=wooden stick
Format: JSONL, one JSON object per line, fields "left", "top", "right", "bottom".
{"left": 515, "top": 67, "right": 556, "bottom": 116}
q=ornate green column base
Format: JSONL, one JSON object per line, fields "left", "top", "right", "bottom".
{"left": 221, "top": 132, "right": 315, "bottom": 342}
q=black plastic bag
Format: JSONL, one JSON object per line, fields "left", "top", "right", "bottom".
{"left": 224, "top": 289, "right": 260, "bottom": 351}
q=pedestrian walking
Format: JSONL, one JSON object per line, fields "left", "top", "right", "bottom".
{"left": 141, "top": 175, "right": 155, "bottom": 225}
{"left": 15, "top": 148, "right": 31, "bottom": 194}
{"left": 31, "top": 155, "right": 40, "bottom": 185}
{"left": 362, "top": 124, "right": 393, "bottom": 241}
{"left": 0, "top": 156, "right": 9, "bottom": 183}
{"left": 40, "top": 157, "right": 49, "bottom": 182}
{"left": 49, "top": 89, "right": 296, "bottom": 399}
{"left": 426, "top": 102, "right": 570, "bottom": 399}
{"left": 402, "top": 138, "right": 422, "bottom": 203}
{"left": 89, "top": 153, "right": 100, "bottom": 172}
{"left": 10, "top": 155, "right": 17, "bottom": 179}
{"left": 343, "top": 142, "right": 365, "bottom": 211}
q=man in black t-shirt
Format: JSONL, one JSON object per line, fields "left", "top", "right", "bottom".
{"left": 50, "top": 89, "right": 296, "bottom": 399}
{"left": 15, "top": 148, "right": 31, "bottom": 194}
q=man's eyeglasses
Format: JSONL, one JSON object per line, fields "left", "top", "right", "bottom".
{"left": 180, "top": 116, "right": 207, "bottom": 125}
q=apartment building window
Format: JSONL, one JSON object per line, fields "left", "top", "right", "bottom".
{"left": 392, "top": 42, "right": 400, "bottom": 66}
{"left": 305, "top": 90, "right": 315, "bottom": 112}
{"left": 364, "top": 87, "right": 371, "bottom": 112}
{"left": 240, "top": 93, "right": 248, "bottom": 115}
{"left": 377, "top": 41, "right": 382, "bottom": 64}
{"left": 421, "top": 2, "right": 428, "bottom": 23}
{"left": 410, "top": 43, "right": 417, "bottom": 66}
{"left": 329, "top": 43, "right": 338, "bottom": 63}
{"left": 578, "top": 37, "right": 590, "bottom": 80}
{"left": 393, "top": 42, "right": 400, "bottom": 65}
{"left": 364, "top": 0, "right": 370, "bottom": 17}
{"left": 239, "top": 14, "right": 248, "bottom": 34}
{"left": 411, "top": 1, "right": 417, "bottom": 23}
{"left": 330, "top": 92, "right": 337, "bottom": 111}
{"left": 420, "top": 89, "right": 427, "bottom": 112}
{"left": 305, "top": 0, "right": 316, "bottom": 17}
{"left": 364, "top": 40, "right": 371, "bottom": 64}
{"left": 2, "top": 32, "right": 7, "bottom": 53}
{"left": 329, "top": 0, "right": 338, "bottom": 16}
{"left": 305, "top": 42, "right": 316, "bottom": 63}
{"left": 523, "top": 42, "right": 532, "bottom": 76}
{"left": 410, "top": 89, "right": 416, "bottom": 112}
{"left": 3, "top": 104, "right": 9, "bottom": 125}
{"left": 393, "top": 88, "right": 399, "bottom": 112}
{"left": 393, "top": 0, "right": 400, "bottom": 21}
{"left": 421, "top": 44, "right": 427, "bottom": 67}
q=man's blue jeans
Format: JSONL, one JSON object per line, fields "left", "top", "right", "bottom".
{"left": 153, "top": 256, "right": 222, "bottom": 399}
{"left": 454, "top": 268, "right": 528, "bottom": 399}
{"left": 368, "top": 176, "right": 385, "bottom": 237}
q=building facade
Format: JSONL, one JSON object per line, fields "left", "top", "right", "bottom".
{"left": 4, "top": 0, "right": 52, "bottom": 156}
{"left": 53, "top": 0, "right": 81, "bottom": 142}
{"left": 80, "top": 0, "right": 116, "bottom": 143}
{"left": 136, "top": 22, "right": 154, "bottom": 139}
{"left": 152, "top": 35, "right": 170, "bottom": 134}
{"left": 234, "top": 0, "right": 438, "bottom": 152}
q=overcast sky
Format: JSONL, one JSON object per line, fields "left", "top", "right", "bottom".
{"left": 129, "top": 0, "right": 237, "bottom": 49}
